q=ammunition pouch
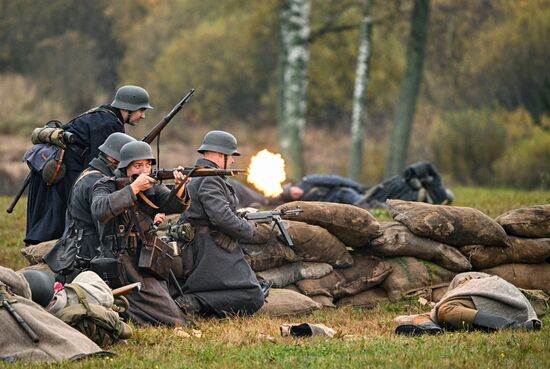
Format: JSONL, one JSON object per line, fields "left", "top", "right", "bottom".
{"left": 90, "top": 257, "right": 120, "bottom": 284}
{"left": 138, "top": 236, "right": 175, "bottom": 280}
{"left": 211, "top": 230, "right": 237, "bottom": 253}
{"left": 166, "top": 222, "right": 195, "bottom": 243}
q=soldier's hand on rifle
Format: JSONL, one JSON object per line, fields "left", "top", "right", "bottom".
{"left": 153, "top": 212, "right": 166, "bottom": 225}
{"left": 173, "top": 166, "right": 191, "bottom": 199}
{"left": 130, "top": 173, "right": 156, "bottom": 194}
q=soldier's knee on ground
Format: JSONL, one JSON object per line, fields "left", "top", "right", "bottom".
{"left": 437, "top": 298, "right": 477, "bottom": 330}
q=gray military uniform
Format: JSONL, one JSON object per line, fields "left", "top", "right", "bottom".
{"left": 91, "top": 173, "right": 190, "bottom": 326}
{"left": 178, "top": 158, "right": 264, "bottom": 316}
{"left": 44, "top": 156, "right": 116, "bottom": 280}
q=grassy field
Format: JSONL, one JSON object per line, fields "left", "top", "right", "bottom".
{"left": 1, "top": 189, "right": 549, "bottom": 368}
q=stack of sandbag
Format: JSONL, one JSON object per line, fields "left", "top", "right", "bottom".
{"left": 462, "top": 205, "right": 550, "bottom": 294}
{"left": 246, "top": 202, "right": 384, "bottom": 314}
{"left": 382, "top": 201, "right": 550, "bottom": 300}
{"left": 293, "top": 253, "right": 393, "bottom": 308}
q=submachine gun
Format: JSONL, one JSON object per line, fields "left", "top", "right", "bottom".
{"left": 245, "top": 207, "right": 303, "bottom": 247}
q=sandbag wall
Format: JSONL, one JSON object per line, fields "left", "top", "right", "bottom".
{"left": 19, "top": 201, "right": 550, "bottom": 317}
{"left": 252, "top": 201, "right": 550, "bottom": 316}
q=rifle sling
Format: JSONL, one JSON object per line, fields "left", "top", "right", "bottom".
{"left": 137, "top": 192, "right": 159, "bottom": 209}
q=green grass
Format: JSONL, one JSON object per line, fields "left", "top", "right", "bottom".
{"left": 1, "top": 189, "right": 549, "bottom": 368}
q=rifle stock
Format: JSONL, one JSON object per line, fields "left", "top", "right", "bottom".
{"left": 141, "top": 89, "right": 195, "bottom": 144}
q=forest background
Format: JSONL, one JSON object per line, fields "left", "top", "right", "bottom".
{"left": 0, "top": 0, "right": 548, "bottom": 195}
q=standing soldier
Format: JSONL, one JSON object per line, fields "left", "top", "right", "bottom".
{"left": 43, "top": 132, "right": 136, "bottom": 282}
{"left": 25, "top": 85, "right": 152, "bottom": 245}
{"left": 91, "top": 141, "right": 191, "bottom": 326}
{"left": 175, "top": 130, "right": 264, "bottom": 317}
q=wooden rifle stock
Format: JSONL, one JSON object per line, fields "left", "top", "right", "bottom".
{"left": 141, "top": 89, "right": 195, "bottom": 144}
{"left": 111, "top": 282, "right": 142, "bottom": 297}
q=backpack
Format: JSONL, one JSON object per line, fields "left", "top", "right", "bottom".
{"left": 57, "top": 284, "right": 132, "bottom": 347}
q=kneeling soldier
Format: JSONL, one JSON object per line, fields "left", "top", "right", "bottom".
{"left": 91, "top": 141, "right": 191, "bottom": 326}
{"left": 174, "top": 130, "right": 264, "bottom": 317}
{"left": 44, "top": 132, "right": 136, "bottom": 282}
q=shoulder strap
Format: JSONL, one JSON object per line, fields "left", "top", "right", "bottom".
{"left": 73, "top": 169, "right": 102, "bottom": 189}
{"left": 64, "top": 284, "right": 91, "bottom": 313}
{"left": 63, "top": 107, "right": 122, "bottom": 129}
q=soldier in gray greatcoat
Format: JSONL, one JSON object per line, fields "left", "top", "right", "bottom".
{"left": 43, "top": 133, "right": 136, "bottom": 282}
{"left": 175, "top": 130, "right": 264, "bottom": 317}
{"left": 91, "top": 141, "right": 191, "bottom": 326}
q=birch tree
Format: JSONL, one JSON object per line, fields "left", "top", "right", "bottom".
{"left": 385, "top": 0, "right": 431, "bottom": 177}
{"left": 348, "top": 0, "right": 374, "bottom": 181}
{"left": 278, "top": 0, "right": 311, "bottom": 181}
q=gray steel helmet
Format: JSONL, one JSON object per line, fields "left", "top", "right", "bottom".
{"left": 98, "top": 132, "right": 137, "bottom": 162}
{"left": 21, "top": 270, "right": 55, "bottom": 307}
{"left": 117, "top": 141, "right": 156, "bottom": 169}
{"left": 111, "top": 85, "right": 154, "bottom": 111}
{"left": 197, "top": 130, "right": 240, "bottom": 156}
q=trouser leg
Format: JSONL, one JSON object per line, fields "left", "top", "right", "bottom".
{"left": 436, "top": 297, "right": 478, "bottom": 330}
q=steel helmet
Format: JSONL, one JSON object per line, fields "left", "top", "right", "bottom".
{"left": 111, "top": 85, "right": 153, "bottom": 111}
{"left": 98, "top": 132, "right": 136, "bottom": 162}
{"left": 197, "top": 130, "right": 240, "bottom": 156}
{"left": 21, "top": 269, "right": 55, "bottom": 307}
{"left": 117, "top": 141, "right": 156, "bottom": 169}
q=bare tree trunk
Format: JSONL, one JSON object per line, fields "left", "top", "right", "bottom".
{"left": 348, "top": 0, "right": 374, "bottom": 181}
{"left": 385, "top": 0, "right": 431, "bottom": 177}
{"left": 278, "top": 0, "right": 311, "bottom": 181}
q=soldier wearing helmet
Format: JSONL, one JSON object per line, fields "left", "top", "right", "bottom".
{"left": 44, "top": 132, "right": 136, "bottom": 281}
{"left": 25, "top": 85, "right": 153, "bottom": 245}
{"left": 90, "top": 141, "right": 192, "bottom": 326}
{"left": 174, "top": 130, "right": 264, "bottom": 318}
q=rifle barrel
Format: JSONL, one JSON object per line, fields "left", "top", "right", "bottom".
{"left": 141, "top": 89, "right": 195, "bottom": 144}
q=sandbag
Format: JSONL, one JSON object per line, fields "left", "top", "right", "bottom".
{"left": 380, "top": 257, "right": 456, "bottom": 302}
{"left": 283, "top": 284, "right": 301, "bottom": 293}
{"left": 495, "top": 205, "right": 550, "bottom": 238}
{"left": 460, "top": 236, "right": 550, "bottom": 269}
{"left": 310, "top": 294, "right": 336, "bottom": 308}
{"left": 17, "top": 262, "right": 56, "bottom": 277}
{"left": 480, "top": 263, "right": 550, "bottom": 294}
{"left": 296, "top": 254, "right": 392, "bottom": 298}
{"left": 20, "top": 240, "right": 57, "bottom": 265}
{"left": 284, "top": 220, "right": 354, "bottom": 267}
{"left": 387, "top": 199, "right": 509, "bottom": 247}
{"left": 256, "top": 262, "right": 333, "bottom": 288}
{"left": 335, "top": 287, "right": 389, "bottom": 308}
{"left": 276, "top": 201, "right": 381, "bottom": 247}
{"left": 371, "top": 221, "right": 472, "bottom": 272}
{"left": 402, "top": 283, "right": 450, "bottom": 303}
{"left": 246, "top": 223, "right": 282, "bottom": 245}
{"left": 241, "top": 238, "right": 301, "bottom": 272}
{"left": 519, "top": 289, "right": 549, "bottom": 318}
{"left": 259, "top": 288, "right": 321, "bottom": 317}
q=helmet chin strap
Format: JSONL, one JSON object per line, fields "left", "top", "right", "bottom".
{"left": 124, "top": 110, "right": 136, "bottom": 126}
{"left": 223, "top": 154, "right": 228, "bottom": 170}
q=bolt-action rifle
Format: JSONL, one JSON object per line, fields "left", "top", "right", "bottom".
{"left": 6, "top": 89, "right": 195, "bottom": 214}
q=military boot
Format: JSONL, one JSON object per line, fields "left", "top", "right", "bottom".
{"left": 472, "top": 311, "right": 542, "bottom": 332}
{"left": 395, "top": 321, "right": 443, "bottom": 336}
{"left": 175, "top": 294, "right": 202, "bottom": 316}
